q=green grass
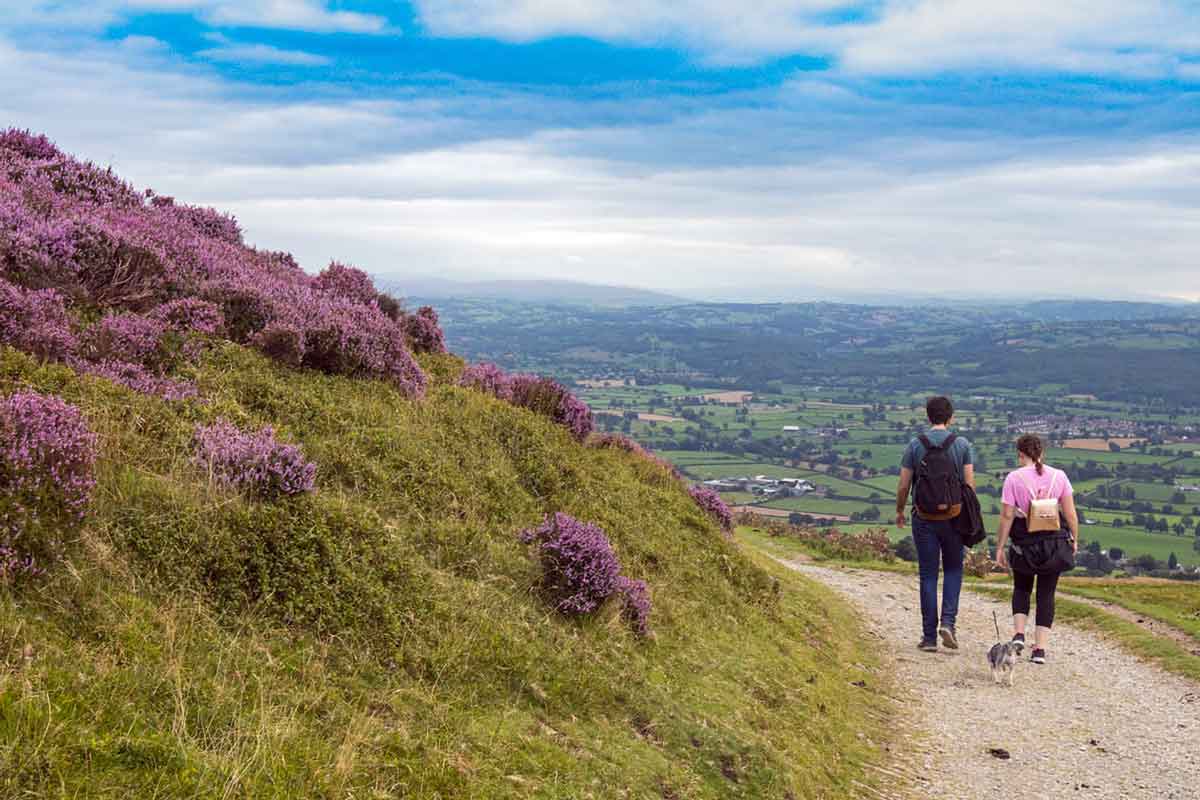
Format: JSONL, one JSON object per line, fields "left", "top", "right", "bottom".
{"left": 969, "top": 586, "right": 1200, "bottom": 683}
{"left": 1055, "top": 579, "right": 1200, "bottom": 641}
{"left": 737, "top": 528, "right": 915, "bottom": 574}
{"left": 0, "top": 345, "right": 897, "bottom": 799}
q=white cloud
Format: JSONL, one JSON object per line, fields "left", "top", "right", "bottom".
{"left": 1, "top": 32, "right": 1198, "bottom": 300}
{"left": 13, "top": 0, "right": 387, "bottom": 34}
{"left": 413, "top": 0, "right": 1200, "bottom": 76}
{"left": 196, "top": 34, "right": 331, "bottom": 65}
{"left": 840, "top": 0, "right": 1199, "bottom": 77}
{"left": 413, "top": 0, "right": 851, "bottom": 64}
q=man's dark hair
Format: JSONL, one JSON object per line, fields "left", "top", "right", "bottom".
{"left": 926, "top": 396, "right": 954, "bottom": 425}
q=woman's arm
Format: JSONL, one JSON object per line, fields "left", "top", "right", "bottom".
{"left": 996, "top": 503, "right": 1016, "bottom": 568}
{"left": 1060, "top": 493, "right": 1080, "bottom": 552}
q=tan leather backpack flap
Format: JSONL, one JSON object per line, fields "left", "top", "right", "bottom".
{"left": 1020, "top": 470, "right": 1061, "bottom": 533}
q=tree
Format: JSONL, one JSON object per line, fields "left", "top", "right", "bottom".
{"left": 1108, "top": 441, "right": 1122, "bottom": 452}
{"left": 1168, "top": 552, "right": 1179, "bottom": 570}
{"left": 1108, "top": 546, "right": 1124, "bottom": 561}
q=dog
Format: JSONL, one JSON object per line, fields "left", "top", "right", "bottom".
{"left": 987, "top": 640, "right": 1023, "bottom": 686}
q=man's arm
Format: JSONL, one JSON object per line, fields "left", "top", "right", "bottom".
{"left": 963, "top": 463, "right": 975, "bottom": 489}
{"left": 895, "top": 467, "right": 913, "bottom": 528}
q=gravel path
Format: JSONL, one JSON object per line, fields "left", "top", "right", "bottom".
{"left": 783, "top": 562, "right": 1200, "bottom": 800}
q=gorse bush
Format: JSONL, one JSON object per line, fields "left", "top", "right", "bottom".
{"left": 0, "top": 391, "right": 97, "bottom": 572}
{"left": 193, "top": 418, "right": 316, "bottom": 498}
{"left": 688, "top": 485, "right": 733, "bottom": 534}
{"left": 0, "top": 128, "right": 430, "bottom": 398}
{"left": 519, "top": 512, "right": 652, "bottom": 636}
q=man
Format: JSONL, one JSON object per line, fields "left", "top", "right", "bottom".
{"left": 895, "top": 396, "right": 975, "bottom": 652}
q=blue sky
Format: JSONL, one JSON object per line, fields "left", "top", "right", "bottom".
{"left": 2, "top": 1, "right": 1199, "bottom": 300}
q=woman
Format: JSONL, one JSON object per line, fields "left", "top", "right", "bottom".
{"left": 995, "top": 434, "right": 1079, "bottom": 664}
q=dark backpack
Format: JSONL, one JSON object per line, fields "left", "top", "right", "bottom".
{"left": 913, "top": 433, "right": 963, "bottom": 518}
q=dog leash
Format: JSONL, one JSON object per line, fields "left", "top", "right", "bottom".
{"left": 993, "top": 610, "right": 1001, "bottom": 640}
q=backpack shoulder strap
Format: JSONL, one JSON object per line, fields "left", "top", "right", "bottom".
{"left": 941, "top": 433, "right": 958, "bottom": 450}
{"left": 917, "top": 434, "right": 934, "bottom": 451}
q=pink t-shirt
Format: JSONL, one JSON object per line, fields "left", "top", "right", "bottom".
{"left": 1002, "top": 465, "right": 1073, "bottom": 516}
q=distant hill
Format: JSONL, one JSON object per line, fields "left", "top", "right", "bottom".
{"left": 387, "top": 276, "right": 688, "bottom": 307}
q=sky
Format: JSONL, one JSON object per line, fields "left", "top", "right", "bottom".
{"left": 2, "top": 1, "right": 1199, "bottom": 302}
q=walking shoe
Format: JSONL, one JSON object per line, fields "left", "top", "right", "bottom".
{"left": 938, "top": 624, "right": 959, "bottom": 650}
{"left": 918, "top": 638, "right": 938, "bottom": 652}
{"left": 1011, "top": 633, "right": 1026, "bottom": 647}
{"left": 1030, "top": 648, "right": 1046, "bottom": 664}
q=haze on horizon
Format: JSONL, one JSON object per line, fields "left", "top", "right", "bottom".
{"left": 2, "top": 2, "right": 1199, "bottom": 302}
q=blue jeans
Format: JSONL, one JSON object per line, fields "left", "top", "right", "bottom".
{"left": 912, "top": 516, "right": 964, "bottom": 641}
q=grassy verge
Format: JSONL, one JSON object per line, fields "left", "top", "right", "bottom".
{"left": 0, "top": 345, "right": 898, "bottom": 798}
{"left": 969, "top": 586, "right": 1200, "bottom": 684}
{"left": 737, "top": 526, "right": 916, "bottom": 575}
{"left": 1055, "top": 580, "right": 1200, "bottom": 642}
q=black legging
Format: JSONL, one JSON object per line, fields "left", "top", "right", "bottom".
{"left": 1012, "top": 571, "right": 1061, "bottom": 629}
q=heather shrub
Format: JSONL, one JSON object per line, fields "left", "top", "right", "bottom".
{"left": 150, "top": 194, "right": 243, "bottom": 246}
{"left": 510, "top": 375, "right": 594, "bottom": 441}
{"left": 80, "top": 360, "right": 198, "bottom": 401}
{"left": 313, "top": 261, "right": 378, "bottom": 306}
{"left": 753, "top": 516, "right": 896, "bottom": 563}
{"left": 458, "top": 362, "right": 514, "bottom": 400}
{"left": 375, "top": 291, "right": 402, "bottom": 321}
{"left": 964, "top": 549, "right": 996, "bottom": 578}
{"left": 616, "top": 575, "right": 652, "bottom": 637}
{"left": 88, "top": 313, "right": 167, "bottom": 366}
{"left": 253, "top": 321, "right": 306, "bottom": 367}
{"left": 0, "top": 391, "right": 97, "bottom": 571}
{"left": 401, "top": 305, "right": 446, "bottom": 354}
{"left": 0, "top": 195, "right": 77, "bottom": 289}
{"left": 193, "top": 418, "right": 316, "bottom": 498}
{"left": 689, "top": 485, "right": 733, "bottom": 534}
{"left": 0, "top": 128, "right": 60, "bottom": 161}
{"left": 148, "top": 297, "right": 224, "bottom": 336}
{"left": 290, "top": 298, "right": 427, "bottom": 397}
{"left": 69, "top": 223, "right": 173, "bottom": 311}
{"left": 590, "top": 433, "right": 683, "bottom": 481}
{"left": 0, "top": 278, "right": 78, "bottom": 361}
{"left": 202, "top": 278, "right": 274, "bottom": 342}
{"left": 519, "top": 513, "right": 622, "bottom": 616}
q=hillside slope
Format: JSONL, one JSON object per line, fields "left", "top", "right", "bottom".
{"left": 0, "top": 131, "right": 894, "bottom": 798}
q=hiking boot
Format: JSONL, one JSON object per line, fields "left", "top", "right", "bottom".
{"left": 938, "top": 625, "right": 959, "bottom": 650}
{"left": 918, "top": 638, "right": 938, "bottom": 652}
{"left": 1030, "top": 648, "right": 1046, "bottom": 664}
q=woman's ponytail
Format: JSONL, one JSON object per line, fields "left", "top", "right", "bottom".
{"left": 1017, "top": 434, "right": 1045, "bottom": 475}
